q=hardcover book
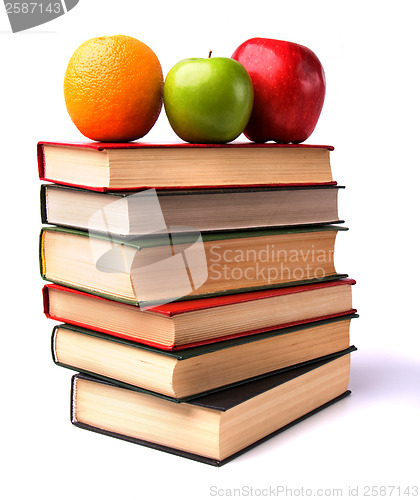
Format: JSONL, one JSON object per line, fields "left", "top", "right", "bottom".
{"left": 40, "top": 183, "right": 343, "bottom": 234}
{"left": 40, "top": 225, "right": 347, "bottom": 306}
{"left": 52, "top": 314, "right": 357, "bottom": 400}
{"left": 38, "top": 142, "right": 336, "bottom": 191}
{"left": 43, "top": 278, "right": 356, "bottom": 349}
{"left": 71, "top": 347, "right": 355, "bottom": 465}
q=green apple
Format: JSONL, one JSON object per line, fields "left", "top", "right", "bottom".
{"left": 163, "top": 55, "right": 254, "bottom": 143}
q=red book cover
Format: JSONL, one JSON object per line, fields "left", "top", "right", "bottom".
{"left": 37, "top": 141, "right": 337, "bottom": 192}
{"left": 43, "top": 278, "right": 356, "bottom": 350}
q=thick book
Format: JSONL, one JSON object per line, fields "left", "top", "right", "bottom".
{"left": 40, "top": 225, "right": 347, "bottom": 306}
{"left": 37, "top": 142, "right": 336, "bottom": 191}
{"left": 40, "top": 183, "right": 344, "bottom": 235}
{"left": 43, "top": 278, "right": 356, "bottom": 350}
{"left": 71, "top": 347, "right": 355, "bottom": 465}
{"left": 53, "top": 314, "right": 357, "bottom": 400}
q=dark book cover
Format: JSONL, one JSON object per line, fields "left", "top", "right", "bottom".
{"left": 71, "top": 347, "right": 356, "bottom": 466}
{"left": 40, "top": 183, "right": 345, "bottom": 232}
{"left": 54, "top": 315, "right": 358, "bottom": 402}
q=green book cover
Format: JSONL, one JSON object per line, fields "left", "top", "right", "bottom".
{"left": 40, "top": 225, "right": 348, "bottom": 305}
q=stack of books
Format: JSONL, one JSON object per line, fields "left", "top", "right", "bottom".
{"left": 38, "top": 141, "right": 357, "bottom": 466}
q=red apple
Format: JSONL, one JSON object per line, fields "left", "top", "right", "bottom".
{"left": 232, "top": 38, "right": 326, "bottom": 143}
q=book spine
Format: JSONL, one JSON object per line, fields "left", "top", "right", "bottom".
{"left": 37, "top": 143, "right": 46, "bottom": 181}
{"left": 42, "top": 285, "right": 50, "bottom": 317}
{"left": 40, "top": 185, "right": 48, "bottom": 224}
{"left": 51, "top": 325, "right": 59, "bottom": 364}
{"left": 39, "top": 229, "right": 46, "bottom": 279}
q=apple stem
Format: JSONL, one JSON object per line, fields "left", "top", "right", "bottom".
{"left": 208, "top": 50, "right": 212, "bottom": 58}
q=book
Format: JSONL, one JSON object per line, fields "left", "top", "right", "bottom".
{"left": 37, "top": 142, "right": 335, "bottom": 191}
{"left": 71, "top": 347, "right": 355, "bottom": 465}
{"left": 53, "top": 314, "right": 357, "bottom": 400}
{"left": 40, "top": 184, "right": 344, "bottom": 235}
{"left": 43, "top": 279, "right": 356, "bottom": 350}
{"left": 40, "top": 225, "right": 347, "bottom": 306}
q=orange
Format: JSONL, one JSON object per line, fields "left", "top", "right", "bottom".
{"left": 64, "top": 35, "right": 163, "bottom": 142}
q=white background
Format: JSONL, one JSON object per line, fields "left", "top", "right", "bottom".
{"left": 1, "top": 1, "right": 419, "bottom": 498}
